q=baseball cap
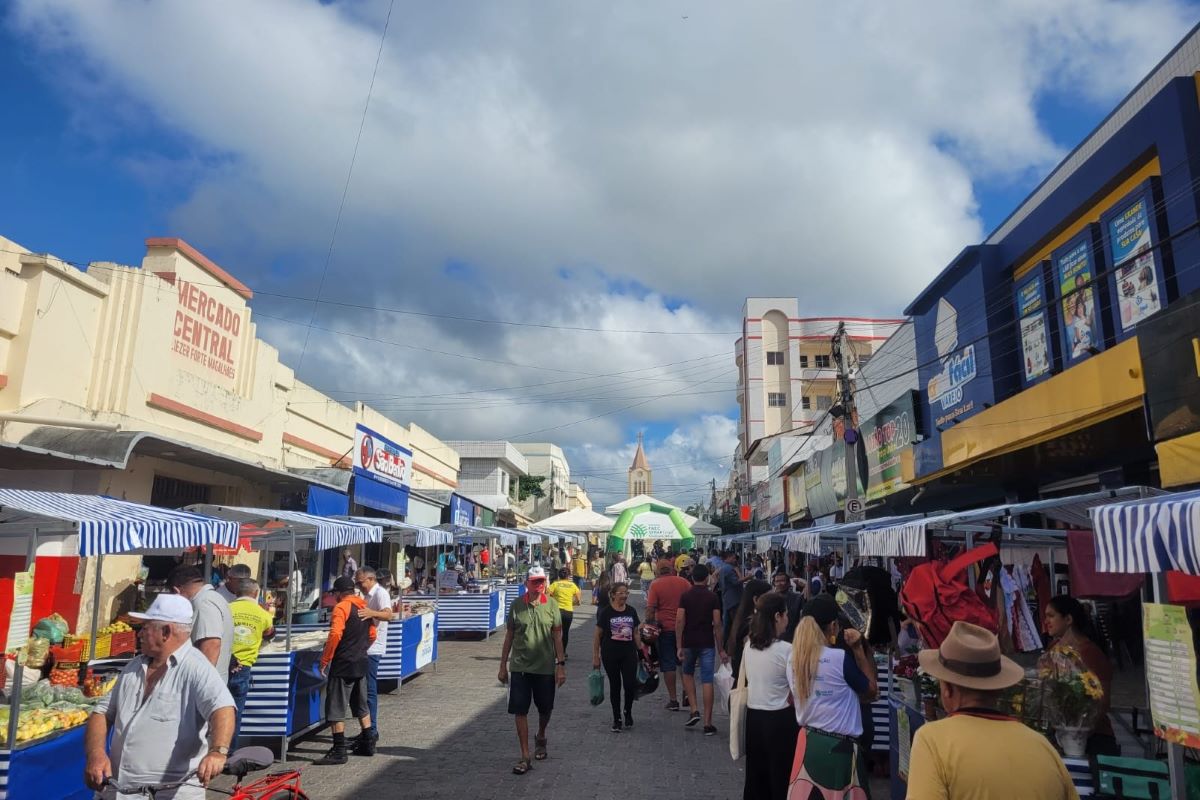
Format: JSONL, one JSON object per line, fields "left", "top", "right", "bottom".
{"left": 129, "top": 594, "right": 194, "bottom": 625}
{"left": 526, "top": 566, "right": 547, "bottom": 581}
{"left": 333, "top": 576, "right": 356, "bottom": 593}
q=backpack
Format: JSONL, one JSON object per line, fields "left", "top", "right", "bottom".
{"left": 899, "top": 543, "right": 999, "bottom": 648}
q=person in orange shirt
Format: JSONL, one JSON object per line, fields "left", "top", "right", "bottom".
{"left": 316, "top": 576, "right": 376, "bottom": 765}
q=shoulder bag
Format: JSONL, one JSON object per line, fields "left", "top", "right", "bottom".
{"left": 729, "top": 643, "right": 749, "bottom": 760}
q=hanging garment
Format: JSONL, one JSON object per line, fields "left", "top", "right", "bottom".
{"left": 1001, "top": 568, "right": 1041, "bottom": 652}
{"left": 1030, "top": 555, "right": 1052, "bottom": 635}
{"left": 1066, "top": 530, "right": 1144, "bottom": 599}
{"left": 900, "top": 544, "right": 999, "bottom": 649}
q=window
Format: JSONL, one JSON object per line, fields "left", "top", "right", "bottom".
{"left": 816, "top": 395, "right": 834, "bottom": 410}
{"left": 767, "top": 392, "right": 787, "bottom": 407}
{"left": 801, "top": 396, "right": 811, "bottom": 410}
{"left": 798, "top": 355, "right": 809, "bottom": 368}
{"left": 767, "top": 351, "right": 785, "bottom": 365}
{"left": 815, "top": 354, "right": 832, "bottom": 369}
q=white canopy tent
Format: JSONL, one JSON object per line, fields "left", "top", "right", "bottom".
{"left": 534, "top": 508, "right": 613, "bottom": 533}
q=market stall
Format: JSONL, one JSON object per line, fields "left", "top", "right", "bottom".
{"left": 0, "top": 488, "right": 240, "bottom": 800}
{"left": 186, "top": 505, "right": 382, "bottom": 759}
{"left": 407, "top": 525, "right": 517, "bottom": 638}
{"left": 853, "top": 487, "right": 1151, "bottom": 800}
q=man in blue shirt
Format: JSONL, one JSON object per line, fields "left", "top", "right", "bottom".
{"left": 717, "top": 551, "right": 745, "bottom": 640}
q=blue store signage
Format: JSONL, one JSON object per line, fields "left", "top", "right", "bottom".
{"left": 449, "top": 494, "right": 475, "bottom": 527}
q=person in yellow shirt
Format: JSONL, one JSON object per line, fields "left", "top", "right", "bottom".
{"left": 228, "top": 579, "right": 275, "bottom": 748}
{"left": 674, "top": 551, "right": 689, "bottom": 574}
{"left": 572, "top": 551, "right": 588, "bottom": 591}
{"left": 906, "top": 622, "right": 1079, "bottom": 800}
{"left": 548, "top": 568, "right": 582, "bottom": 653}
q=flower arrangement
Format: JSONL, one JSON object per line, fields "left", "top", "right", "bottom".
{"left": 1037, "top": 645, "right": 1104, "bottom": 729}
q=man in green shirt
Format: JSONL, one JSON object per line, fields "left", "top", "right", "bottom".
{"left": 498, "top": 566, "right": 566, "bottom": 776}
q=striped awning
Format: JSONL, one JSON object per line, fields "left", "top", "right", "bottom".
{"left": 347, "top": 517, "right": 453, "bottom": 547}
{"left": 0, "top": 488, "right": 240, "bottom": 556}
{"left": 1089, "top": 488, "right": 1200, "bottom": 575}
{"left": 858, "top": 519, "right": 927, "bottom": 557}
{"left": 189, "top": 506, "right": 382, "bottom": 551}
{"left": 787, "top": 531, "right": 821, "bottom": 555}
{"left": 447, "top": 524, "right": 518, "bottom": 547}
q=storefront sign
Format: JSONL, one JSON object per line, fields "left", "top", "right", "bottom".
{"left": 1105, "top": 185, "right": 1164, "bottom": 333}
{"left": 449, "top": 495, "right": 475, "bottom": 527}
{"left": 1054, "top": 231, "right": 1103, "bottom": 365}
{"left": 171, "top": 279, "right": 243, "bottom": 389}
{"left": 860, "top": 391, "right": 917, "bottom": 501}
{"left": 352, "top": 424, "right": 412, "bottom": 491}
{"left": 1015, "top": 271, "right": 1051, "bottom": 384}
{"left": 1138, "top": 289, "right": 1200, "bottom": 442}
{"left": 926, "top": 298, "right": 978, "bottom": 421}
{"left": 803, "top": 444, "right": 866, "bottom": 519}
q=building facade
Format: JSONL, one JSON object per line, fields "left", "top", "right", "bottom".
{"left": 513, "top": 442, "right": 571, "bottom": 521}
{"left": 443, "top": 440, "right": 531, "bottom": 525}
{"left": 567, "top": 481, "right": 592, "bottom": 511}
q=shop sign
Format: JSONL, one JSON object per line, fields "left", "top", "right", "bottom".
{"left": 926, "top": 298, "right": 978, "bottom": 418}
{"left": 353, "top": 424, "right": 412, "bottom": 491}
{"left": 860, "top": 391, "right": 917, "bottom": 501}
{"left": 1015, "top": 270, "right": 1052, "bottom": 384}
{"left": 1054, "top": 230, "right": 1103, "bottom": 365}
{"left": 803, "top": 444, "right": 866, "bottom": 519}
{"left": 1104, "top": 183, "right": 1165, "bottom": 333}
{"left": 450, "top": 495, "right": 475, "bottom": 527}
{"left": 171, "top": 279, "right": 243, "bottom": 389}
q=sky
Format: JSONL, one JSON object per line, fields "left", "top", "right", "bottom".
{"left": 2, "top": 0, "right": 1197, "bottom": 509}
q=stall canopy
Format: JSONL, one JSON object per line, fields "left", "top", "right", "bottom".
{"left": 343, "top": 517, "right": 452, "bottom": 547}
{"left": 444, "top": 523, "right": 517, "bottom": 547}
{"left": 534, "top": 508, "right": 613, "bottom": 533}
{"left": 0, "top": 488, "right": 240, "bottom": 555}
{"left": 786, "top": 515, "right": 924, "bottom": 555}
{"left": 858, "top": 486, "right": 1153, "bottom": 557}
{"left": 186, "top": 505, "right": 382, "bottom": 550}
{"left": 1090, "top": 488, "right": 1200, "bottom": 575}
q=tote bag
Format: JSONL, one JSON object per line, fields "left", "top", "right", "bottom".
{"left": 729, "top": 644, "right": 749, "bottom": 760}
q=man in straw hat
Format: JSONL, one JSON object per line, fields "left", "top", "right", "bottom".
{"left": 906, "top": 621, "right": 1079, "bottom": 799}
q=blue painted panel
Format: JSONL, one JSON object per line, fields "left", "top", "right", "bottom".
{"left": 2, "top": 727, "right": 91, "bottom": 800}
{"left": 307, "top": 485, "right": 349, "bottom": 517}
{"left": 353, "top": 474, "right": 410, "bottom": 517}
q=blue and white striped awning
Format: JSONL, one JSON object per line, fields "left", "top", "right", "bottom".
{"left": 1089, "top": 488, "right": 1200, "bottom": 575}
{"left": 0, "top": 488, "right": 240, "bottom": 556}
{"left": 447, "top": 524, "right": 518, "bottom": 547}
{"left": 188, "top": 505, "right": 382, "bottom": 551}
{"left": 859, "top": 519, "right": 927, "bottom": 557}
{"left": 787, "top": 530, "right": 822, "bottom": 555}
{"left": 347, "top": 517, "right": 452, "bottom": 547}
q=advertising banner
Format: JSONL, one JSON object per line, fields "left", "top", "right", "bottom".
{"left": 860, "top": 391, "right": 917, "bottom": 501}
{"left": 353, "top": 424, "right": 413, "bottom": 490}
{"left": 1054, "top": 232, "right": 1103, "bottom": 365}
{"left": 1015, "top": 271, "right": 1051, "bottom": 383}
{"left": 449, "top": 494, "right": 475, "bottom": 528}
{"left": 1105, "top": 186, "right": 1164, "bottom": 333}
{"left": 803, "top": 444, "right": 866, "bottom": 519}
{"left": 785, "top": 467, "right": 808, "bottom": 519}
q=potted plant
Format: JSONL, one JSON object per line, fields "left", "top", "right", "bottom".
{"left": 1037, "top": 646, "right": 1104, "bottom": 757}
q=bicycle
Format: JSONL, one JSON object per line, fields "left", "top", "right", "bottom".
{"left": 102, "top": 746, "right": 308, "bottom": 799}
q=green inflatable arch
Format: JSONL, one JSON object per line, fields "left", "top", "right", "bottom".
{"left": 607, "top": 503, "right": 694, "bottom": 553}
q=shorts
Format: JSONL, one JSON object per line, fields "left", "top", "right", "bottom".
{"left": 657, "top": 630, "right": 679, "bottom": 671}
{"left": 681, "top": 647, "right": 716, "bottom": 684}
{"left": 507, "top": 671, "right": 556, "bottom": 716}
{"left": 326, "top": 675, "right": 369, "bottom": 722}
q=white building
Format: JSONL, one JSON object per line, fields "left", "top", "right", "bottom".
{"left": 513, "top": 442, "right": 571, "bottom": 521}
{"left": 568, "top": 482, "right": 592, "bottom": 511}
{"left": 445, "top": 440, "right": 530, "bottom": 524}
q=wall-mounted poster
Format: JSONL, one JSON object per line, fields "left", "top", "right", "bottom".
{"left": 1105, "top": 186, "right": 1164, "bottom": 333}
{"left": 1054, "top": 232, "right": 1102, "bottom": 365}
{"left": 1015, "top": 270, "right": 1051, "bottom": 383}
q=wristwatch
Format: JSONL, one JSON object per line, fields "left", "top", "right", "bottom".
{"left": 209, "top": 746, "right": 230, "bottom": 756}
{"left": 555, "top": 660, "right": 566, "bottom": 667}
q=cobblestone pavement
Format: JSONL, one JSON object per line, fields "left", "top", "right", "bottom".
{"left": 268, "top": 596, "right": 748, "bottom": 800}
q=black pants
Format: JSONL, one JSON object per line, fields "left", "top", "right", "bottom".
{"left": 744, "top": 707, "right": 799, "bottom": 800}
{"left": 560, "top": 610, "right": 574, "bottom": 651}
{"left": 601, "top": 646, "right": 638, "bottom": 720}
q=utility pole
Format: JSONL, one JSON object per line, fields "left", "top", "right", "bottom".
{"left": 832, "top": 322, "right": 864, "bottom": 523}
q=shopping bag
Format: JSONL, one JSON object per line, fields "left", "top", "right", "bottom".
{"left": 588, "top": 668, "right": 605, "bottom": 706}
{"left": 713, "top": 662, "right": 734, "bottom": 717}
{"left": 729, "top": 645, "right": 749, "bottom": 760}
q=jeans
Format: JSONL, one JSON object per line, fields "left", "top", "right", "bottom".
{"left": 681, "top": 647, "right": 716, "bottom": 683}
{"left": 228, "top": 667, "right": 252, "bottom": 749}
{"left": 367, "top": 654, "right": 381, "bottom": 733}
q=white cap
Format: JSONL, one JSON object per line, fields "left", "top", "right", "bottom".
{"left": 129, "top": 594, "right": 195, "bottom": 625}
{"left": 527, "top": 566, "right": 547, "bottom": 581}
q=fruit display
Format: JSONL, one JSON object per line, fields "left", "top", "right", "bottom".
{"left": 0, "top": 678, "right": 114, "bottom": 747}
{"left": 49, "top": 668, "right": 79, "bottom": 687}
{"left": 97, "top": 621, "right": 132, "bottom": 636}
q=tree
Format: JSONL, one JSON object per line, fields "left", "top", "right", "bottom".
{"left": 518, "top": 475, "right": 546, "bottom": 501}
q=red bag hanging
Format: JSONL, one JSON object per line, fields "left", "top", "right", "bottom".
{"left": 900, "top": 543, "right": 1000, "bottom": 648}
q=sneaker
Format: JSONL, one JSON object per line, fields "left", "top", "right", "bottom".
{"left": 703, "top": 725, "right": 718, "bottom": 737}
{"left": 624, "top": 711, "right": 634, "bottom": 729}
{"left": 685, "top": 711, "right": 701, "bottom": 727}
{"left": 611, "top": 720, "right": 622, "bottom": 733}
{"left": 665, "top": 699, "right": 681, "bottom": 711}
{"left": 313, "top": 744, "right": 348, "bottom": 765}
{"left": 352, "top": 729, "right": 379, "bottom": 757}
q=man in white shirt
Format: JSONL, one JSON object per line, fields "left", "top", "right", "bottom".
{"left": 355, "top": 567, "right": 395, "bottom": 755}
{"left": 216, "top": 564, "right": 251, "bottom": 604}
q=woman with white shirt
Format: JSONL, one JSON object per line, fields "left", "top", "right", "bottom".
{"left": 741, "top": 592, "right": 798, "bottom": 800}
{"left": 785, "top": 594, "right": 877, "bottom": 799}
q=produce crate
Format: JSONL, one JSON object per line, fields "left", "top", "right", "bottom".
{"left": 110, "top": 631, "right": 136, "bottom": 657}
{"left": 82, "top": 633, "right": 112, "bottom": 661}
{"left": 50, "top": 641, "right": 84, "bottom": 670}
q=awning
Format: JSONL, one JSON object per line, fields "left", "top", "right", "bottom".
{"left": 344, "top": 517, "right": 452, "bottom": 547}
{"left": 352, "top": 474, "right": 410, "bottom": 517}
{"left": 786, "top": 515, "right": 921, "bottom": 555}
{"left": 0, "top": 488, "right": 240, "bottom": 556}
{"left": 858, "top": 487, "right": 1154, "bottom": 557}
{"left": 443, "top": 523, "right": 518, "bottom": 547}
{"left": 187, "top": 505, "right": 382, "bottom": 551}
{"left": 1089, "top": 488, "right": 1200, "bottom": 575}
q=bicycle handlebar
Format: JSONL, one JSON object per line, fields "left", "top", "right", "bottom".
{"left": 101, "top": 770, "right": 198, "bottom": 796}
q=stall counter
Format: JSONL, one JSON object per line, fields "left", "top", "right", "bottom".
{"left": 408, "top": 592, "right": 503, "bottom": 636}
{"left": 0, "top": 725, "right": 91, "bottom": 800}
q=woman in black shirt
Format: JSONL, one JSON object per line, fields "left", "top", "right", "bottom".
{"left": 592, "top": 582, "right": 644, "bottom": 732}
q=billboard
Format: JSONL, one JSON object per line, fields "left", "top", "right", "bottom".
{"left": 860, "top": 391, "right": 918, "bottom": 501}
{"left": 1015, "top": 269, "right": 1052, "bottom": 384}
{"left": 803, "top": 443, "right": 866, "bottom": 519}
{"left": 353, "top": 424, "right": 413, "bottom": 490}
{"left": 1054, "top": 230, "right": 1103, "bottom": 365}
{"left": 1104, "top": 182, "right": 1165, "bottom": 334}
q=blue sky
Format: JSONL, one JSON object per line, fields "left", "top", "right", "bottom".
{"left": 2, "top": 1, "right": 1197, "bottom": 507}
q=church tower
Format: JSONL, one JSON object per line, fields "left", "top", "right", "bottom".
{"left": 628, "top": 432, "right": 652, "bottom": 498}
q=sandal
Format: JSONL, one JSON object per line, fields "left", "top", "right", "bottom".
{"left": 512, "top": 759, "right": 533, "bottom": 775}
{"left": 534, "top": 737, "right": 548, "bottom": 760}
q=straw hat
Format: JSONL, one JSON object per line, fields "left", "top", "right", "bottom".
{"left": 917, "top": 621, "right": 1024, "bottom": 691}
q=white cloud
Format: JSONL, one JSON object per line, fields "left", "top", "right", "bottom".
{"left": 7, "top": 0, "right": 1196, "bottom": 495}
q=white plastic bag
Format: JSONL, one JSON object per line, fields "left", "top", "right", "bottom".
{"left": 713, "top": 662, "right": 734, "bottom": 716}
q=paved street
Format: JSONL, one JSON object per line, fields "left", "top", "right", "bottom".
{"left": 279, "top": 597, "right": 747, "bottom": 799}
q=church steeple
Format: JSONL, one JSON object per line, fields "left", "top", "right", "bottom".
{"left": 628, "top": 432, "right": 652, "bottom": 497}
